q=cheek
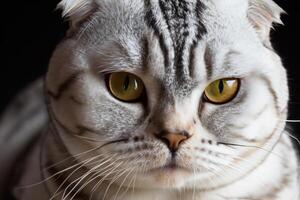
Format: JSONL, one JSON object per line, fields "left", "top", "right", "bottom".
{"left": 228, "top": 80, "right": 281, "bottom": 142}
{"left": 73, "top": 102, "right": 145, "bottom": 139}
{"left": 51, "top": 73, "right": 145, "bottom": 137}
{"left": 232, "top": 104, "right": 278, "bottom": 142}
{"left": 200, "top": 77, "right": 281, "bottom": 142}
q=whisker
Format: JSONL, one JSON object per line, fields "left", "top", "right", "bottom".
{"left": 71, "top": 167, "right": 126, "bottom": 200}
{"left": 46, "top": 137, "right": 128, "bottom": 171}
{"left": 17, "top": 154, "right": 103, "bottom": 190}
{"left": 113, "top": 167, "right": 136, "bottom": 200}
{"left": 80, "top": 158, "right": 129, "bottom": 200}
{"left": 129, "top": 165, "right": 138, "bottom": 198}
{"left": 89, "top": 161, "right": 125, "bottom": 200}
{"left": 282, "top": 132, "right": 300, "bottom": 146}
{"left": 50, "top": 155, "right": 112, "bottom": 200}
{"left": 120, "top": 167, "right": 138, "bottom": 199}
{"left": 102, "top": 167, "right": 135, "bottom": 200}
{"left": 221, "top": 149, "right": 300, "bottom": 172}
{"left": 192, "top": 168, "right": 196, "bottom": 200}
{"left": 187, "top": 156, "right": 216, "bottom": 182}
{"left": 285, "top": 120, "right": 300, "bottom": 123}
{"left": 221, "top": 152, "right": 262, "bottom": 167}
{"left": 62, "top": 155, "right": 117, "bottom": 200}
{"left": 217, "top": 142, "right": 284, "bottom": 160}
{"left": 96, "top": 158, "right": 145, "bottom": 200}
{"left": 206, "top": 156, "right": 243, "bottom": 174}
{"left": 71, "top": 134, "right": 111, "bottom": 143}
{"left": 194, "top": 164, "right": 220, "bottom": 189}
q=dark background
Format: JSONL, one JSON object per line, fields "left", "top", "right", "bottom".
{"left": 1, "top": 1, "right": 299, "bottom": 136}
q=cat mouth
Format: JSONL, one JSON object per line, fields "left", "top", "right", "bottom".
{"left": 159, "top": 162, "right": 178, "bottom": 171}
{"left": 146, "top": 159, "right": 192, "bottom": 186}
{"left": 150, "top": 158, "right": 190, "bottom": 173}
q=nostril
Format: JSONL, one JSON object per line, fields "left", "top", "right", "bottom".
{"left": 178, "top": 138, "right": 185, "bottom": 146}
{"left": 160, "top": 137, "right": 170, "bottom": 147}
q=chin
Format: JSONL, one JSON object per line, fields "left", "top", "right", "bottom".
{"left": 135, "top": 166, "right": 193, "bottom": 189}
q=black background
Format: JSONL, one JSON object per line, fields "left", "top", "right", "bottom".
{"left": 1, "top": 1, "right": 300, "bottom": 137}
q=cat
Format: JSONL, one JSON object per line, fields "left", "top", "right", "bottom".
{"left": 0, "top": 0, "right": 299, "bottom": 199}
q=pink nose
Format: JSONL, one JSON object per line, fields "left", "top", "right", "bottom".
{"left": 156, "top": 131, "right": 190, "bottom": 152}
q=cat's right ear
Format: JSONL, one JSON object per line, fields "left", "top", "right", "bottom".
{"left": 58, "top": 0, "right": 96, "bottom": 30}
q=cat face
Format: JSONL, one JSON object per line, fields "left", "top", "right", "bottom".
{"left": 46, "top": 0, "right": 287, "bottom": 190}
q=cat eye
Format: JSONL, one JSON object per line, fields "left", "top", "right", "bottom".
{"left": 204, "top": 78, "right": 240, "bottom": 104}
{"left": 108, "top": 72, "right": 145, "bottom": 102}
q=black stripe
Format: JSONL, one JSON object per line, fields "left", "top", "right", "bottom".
{"left": 48, "top": 106, "right": 78, "bottom": 135}
{"left": 76, "top": 125, "right": 98, "bottom": 135}
{"left": 69, "top": 95, "right": 85, "bottom": 105}
{"left": 189, "top": 0, "right": 207, "bottom": 78}
{"left": 144, "top": 0, "right": 170, "bottom": 69}
{"left": 204, "top": 45, "right": 213, "bottom": 80}
{"left": 141, "top": 36, "right": 149, "bottom": 72}
{"left": 188, "top": 41, "right": 198, "bottom": 79}
{"left": 158, "top": 0, "right": 190, "bottom": 80}
{"left": 47, "top": 71, "right": 83, "bottom": 100}
{"left": 195, "top": 0, "right": 207, "bottom": 36}
{"left": 48, "top": 105, "right": 99, "bottom": 137}
{"left": 145, "top": 0, "right": 207, "bottom": 84}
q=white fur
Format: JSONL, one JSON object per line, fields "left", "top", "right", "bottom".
{"left": 43, "top": 0, "right": 300, "bottom": 199}
{"left": 58, "top": 0, "right": 96, "bottom": 27}
{"left": 248, "top": 0, "right": 285, "bottom": 45}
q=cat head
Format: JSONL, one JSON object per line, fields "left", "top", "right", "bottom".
{"left": 46, "top": 0, "right": 287, "bottom": 190}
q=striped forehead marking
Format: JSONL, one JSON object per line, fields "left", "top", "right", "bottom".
{"left": 144, "top": 0, "right": 207, "bottom": 85}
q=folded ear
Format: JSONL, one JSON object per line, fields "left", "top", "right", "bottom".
{"left": 247, "top": 0, "right": 285, "bottom": 47}
{"left": 58, "top": 0, "right": 96, "bottom": 29}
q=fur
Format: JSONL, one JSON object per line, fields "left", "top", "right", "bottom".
{"left": 1, "top": 0, "right": 299, "bottom": 200}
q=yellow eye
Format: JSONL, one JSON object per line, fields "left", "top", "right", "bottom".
{"left": 204, "top": 78, "right": 240, "bottom": 104}
{"left": 108, "top": 72, "right": 145, "bottom": 102}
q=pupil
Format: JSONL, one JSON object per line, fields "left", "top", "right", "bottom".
{"left": 218, "top": 80, "right": 224, "bottom": 94}
{"left": 123, "top": 75, "right": 130, "bottom": 91}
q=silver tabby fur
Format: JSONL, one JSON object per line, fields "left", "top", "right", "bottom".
{"left": 0, "top": 0, "right": 299, "bottom": 199}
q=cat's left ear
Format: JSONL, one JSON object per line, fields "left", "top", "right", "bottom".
{"left": 247, "top": 0, "right": 285, "bottom": 47}
{"left": 58, "top": 0, "right": 96, "bottom": 30}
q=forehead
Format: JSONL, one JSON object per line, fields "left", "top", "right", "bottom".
{"left": 79, "top": 0, "right": 261, "bottom": 88}
{"left": 86, "top": 0, "right": 251, "bottom": 42}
